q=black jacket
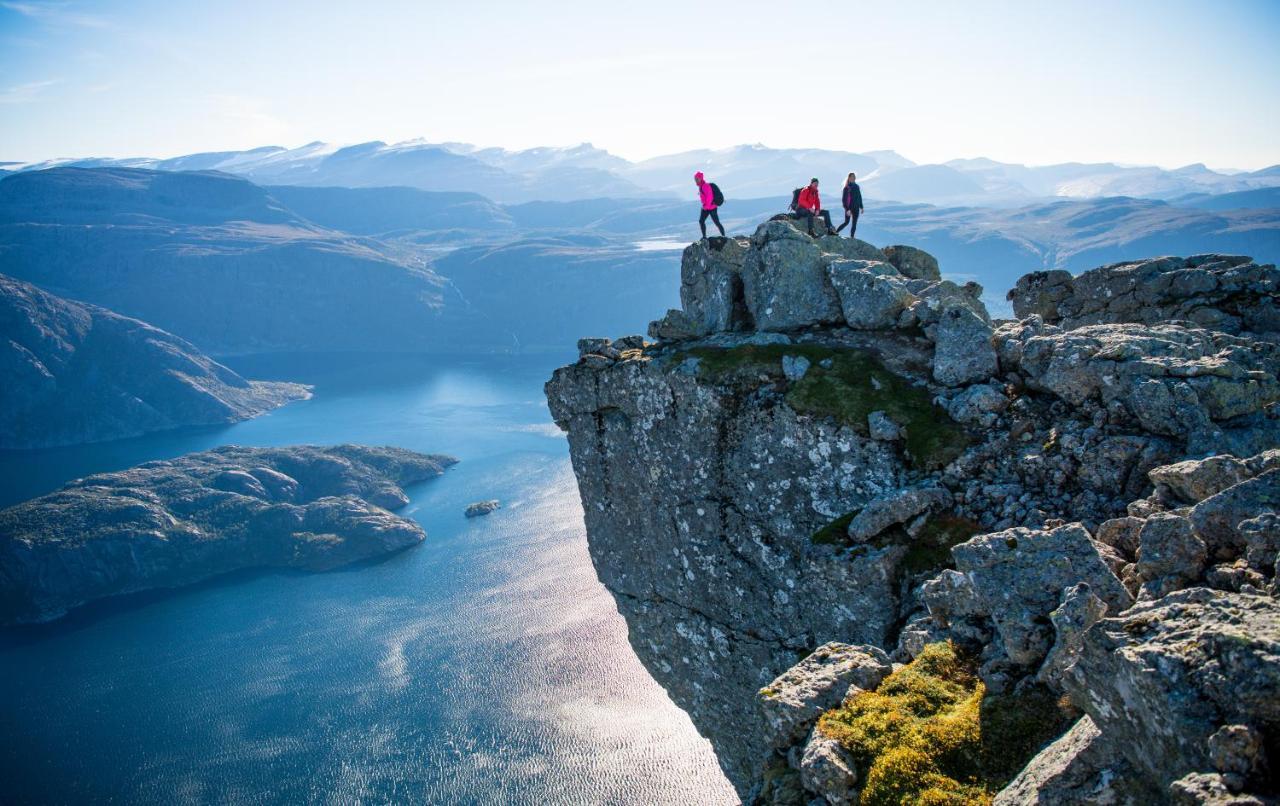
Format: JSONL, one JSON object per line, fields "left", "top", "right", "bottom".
{"left": 842, "top": 182, "right": 864, "bottom": 212}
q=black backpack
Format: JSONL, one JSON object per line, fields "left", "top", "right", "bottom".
{"left": 789, "top": 187, "right": 803, "bottom": 212}
{"left": 710, "top": 182, "right": 724, "bottom": 207}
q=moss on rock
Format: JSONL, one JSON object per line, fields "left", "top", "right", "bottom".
{"left": 675, "top": 343, "right": 969, "bottom": 470}
{"left": 816, "top": 642, "right": 1072, "bottom": 805}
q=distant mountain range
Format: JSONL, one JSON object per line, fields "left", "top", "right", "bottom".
{"left": 0, "top": 165, "right": 1275, "bottom": 360}
{"left": 7, "top": 141, "right": 1279, "bottom": 208}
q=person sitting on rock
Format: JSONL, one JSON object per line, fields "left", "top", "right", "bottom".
{"left": 694, "top": 171, "right": 725, "bottom": 239}
{"left": 795, "top": 177, "right": 834, "bottom": 236}
{"left": 835, "top": 172, "right": 864, "bottom": 238}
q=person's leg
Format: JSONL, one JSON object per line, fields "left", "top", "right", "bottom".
{"left": 796, "top": 208, "right": 815, "bottom": 234}
{"left": 835, "top": 210, "right": 851, "bottom": 233}
{"left": 820, "top": 209, "right": 834, "bottom": 231}
{"left": 709, "top": 208, "right": 725, "bottom": 237}
{"left": 699, "top": 209, "right": 709, "bottom": 239}
{"left": 848, "top": 211, "right": 859, "bottom": 238}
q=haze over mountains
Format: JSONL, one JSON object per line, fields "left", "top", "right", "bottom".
{"left": 1, "top": 156, "right": 1277, "bottom": 358}
{"left": 7, "top": 140, "right": 1280, "bottom": 208}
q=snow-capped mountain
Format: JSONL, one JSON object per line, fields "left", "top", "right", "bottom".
{"left": 5, "top": 140, "right": 1279, "bottom": 207}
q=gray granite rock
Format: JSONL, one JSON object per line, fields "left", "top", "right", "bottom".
{"left": 932, "top": 303, "right": 998, "bottom": 386}
{"left": 758, "top": 642, "right": 891, "bottom": 748}
{"left": 951, "top": 523, "right": 1132, "bottom": 666}
{"left": 1061, "top": 588, "right": 1280, "bottom": 790}
{"left": 994, "top": 716, "right": 1158, "bottom": 806}
{"left": 881, "top": 244, "right": 941, "bottom": 282}
{"left": 1007, "top": 254, "right": 1280, "bottom": 337}
{"left": 799, "top": 731, "right": 859, "bottom": 806}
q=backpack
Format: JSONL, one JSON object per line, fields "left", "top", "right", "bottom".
{"left": 789, "top": 187, "right": 803, "bottom": 212}
{"left": 710, "top": 182, "right": 724, "bottom": 207}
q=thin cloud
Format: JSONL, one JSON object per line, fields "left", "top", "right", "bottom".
{"left": 0, "top": 78, "right": 60, "bottom": 104}
{"left": 1, "top": 1, "right": 112, "bottom": 29}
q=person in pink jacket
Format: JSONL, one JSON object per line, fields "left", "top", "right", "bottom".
{"left": 694, "top": 171, "right": 725, "bottom": 239}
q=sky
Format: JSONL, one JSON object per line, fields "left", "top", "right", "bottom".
{"left": 1, "top": 0, "right": 1279, "bottom": 170}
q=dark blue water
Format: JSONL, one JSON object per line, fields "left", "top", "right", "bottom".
{"left": 0, "top": 354, "right": 735, "bottom": 805}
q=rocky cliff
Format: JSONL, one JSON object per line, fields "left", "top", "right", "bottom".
{"left": 546, "top": 216, "right": 1280, "bottom": 803}
{"left": 0, "top": 445, "right": 455, "bottom": 625}
{"left": 0, "top": 273, "right": 310, "bottom": 448}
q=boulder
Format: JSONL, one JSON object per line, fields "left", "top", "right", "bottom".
{"left": 881, "top": 244, "right": 941, "bottom": 282}
{"left": 1150, "top": 455, "right": 1252, "bottom": 505}
{"left": 648, "top": 308, "right": 700, "bottom": 341}
{"left": 951, "top": 523, "right": 1133, "bottom": 666}
{"left": 846, "top": 487, "right": 951, "bottom": 543}
{"left": 946, "top": 382, "right": 1009, "bottom": 426}
{"left": 1169, "top": 772, "right": 1266, "bottom": 805}
{"left": 932, "top": 303, "right": 997, "bottom": 386}
{"left": 1061, "top": 588, "right": 1280, "bottom": 789}
{"left": 758, "top": 642, "right": 892, "bottom": 748}
{"left": 741, "top": 220, "right": 844, "bottom": 331}
{"left": 799, "top": 731, "right": 859, "bottom": 805}
{"left": 1136, "top": 513, "right": 1208, "bottom": 588}
{"left": 1238, "top": 513, "right": 1280, "bottom": 573}
{"left": 826, "top": 260, "right": 916, "bottom": 330}
{"left": 678, "top": 236, "right": 752, "bottom": 335}
{"left": 1190, "top": 469, "right": 1280, "bottom": 559}
{"left": 994, "top": 716, "right": 1156, "bottom": 806}
{"left": 1007, "top": 269, "right": 1074, "bottom": 322}
{"left": 1038, "top": 582, "right": 1108, "bottom": 689}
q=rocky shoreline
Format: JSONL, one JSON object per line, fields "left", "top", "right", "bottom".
{"left": 0, "top": 445, "right": 456, "bottom": 625}
{"left": 546, "top": 216, "right": 1280, "bottom": 803}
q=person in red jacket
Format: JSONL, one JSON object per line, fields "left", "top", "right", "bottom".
{"left": 794, "top": 177, "right": 834, "bottom": 236}
{"left": 694, "top": 171, "right": 725, "bottom": 239}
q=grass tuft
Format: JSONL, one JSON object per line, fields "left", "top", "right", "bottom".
{"left": 816, "top": 642, "right": 1073, "bottom": 805}
{"left": 675, "top": 344, "right": 969, "bottom": 470}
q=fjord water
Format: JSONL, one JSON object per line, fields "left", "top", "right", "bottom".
{"left": 0, "top": 354, "right": 736, "bottom": 804}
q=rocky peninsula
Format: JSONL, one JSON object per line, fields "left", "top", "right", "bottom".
{"left": 0, "top": 445, "right": 456, "bottom": 625}
{"left": 0, "top": 272, "right": 310, "bottom": 448}
{"left": 546, "top": 215, "right": 1280, "bottom": 803}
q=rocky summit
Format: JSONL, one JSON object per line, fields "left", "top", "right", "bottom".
{"left": 545, "top": 215, "right": 1280, "bottom": 803}
{"left": 0, "top": 272, "right": 310, "bottom": 448}
{"left": 0, "top": 445, "right": 456, "bottom": 625}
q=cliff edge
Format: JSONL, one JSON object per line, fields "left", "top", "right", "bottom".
{"left": 547, "top": 217, "right": 1280, "bottom": 803}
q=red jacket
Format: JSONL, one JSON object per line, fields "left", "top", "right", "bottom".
{"left": 798, "top": 186, "right": 821, "bottom": 212}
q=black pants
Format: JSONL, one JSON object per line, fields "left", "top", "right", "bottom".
{"left": 699, "top": 207, "right": 725, "bottom": 238}
{"left": 835, "top": 209, "right": 860, "bottom": 237}
{"left": 795, "top": 207, "right": 834, "bottom": 234}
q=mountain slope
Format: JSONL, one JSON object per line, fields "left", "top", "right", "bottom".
{"left": 0, "top": 272, "right": 309, "bottom": 448}
{"left": 0, "top": 168, "right": 479, "bottom": 354}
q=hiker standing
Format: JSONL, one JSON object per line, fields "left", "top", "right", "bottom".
{"left": 795, "top": 178, "right": 835, "bottom": 236}
{"left": 836, "top": 172, "right": 864, "bottom": 238}
{"left": 694, "top": 171, "right": 725, "bottom": 239}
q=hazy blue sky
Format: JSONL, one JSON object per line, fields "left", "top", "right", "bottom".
{"left": 2, "top": 0, "right": 1278, "bottom": 169}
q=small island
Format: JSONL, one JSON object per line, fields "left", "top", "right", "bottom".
{"left": 464, "top": 500, "right": 501, "bottom": 518}
{"left": 0, "top": 444, "right": 457, "bottom": 625}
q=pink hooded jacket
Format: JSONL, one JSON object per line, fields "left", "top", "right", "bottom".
{"left": 695, "top": 172, "right": 716, "bottom": 210}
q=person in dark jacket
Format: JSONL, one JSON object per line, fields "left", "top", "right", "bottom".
{"left": 835, "top": 173, "right": 864, "bottom": 238}
{"left": 794, "top": 178, "right": 834, "bottom": 236}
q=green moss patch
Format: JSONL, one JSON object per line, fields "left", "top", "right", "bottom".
{"left": 899, "top": 514, "right": 981, "bottom": 576}
{"left": 675, "top": 343, "right": 969, "bottom": 470}
{"left": 816, "top": 642, "right": 1073, "bottom": 806}
{"left": 812, "top": 510, "right": 858, "bottom": 545}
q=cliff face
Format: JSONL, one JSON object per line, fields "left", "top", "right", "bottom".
{"left": 0, "top": 445, "right": 456, "bottom": 625}
{"left": 547, "top": 217, "right": 1280, "bottom": 801}
{"left": 0, "top": 272, "right": 310, "bottom": 448}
